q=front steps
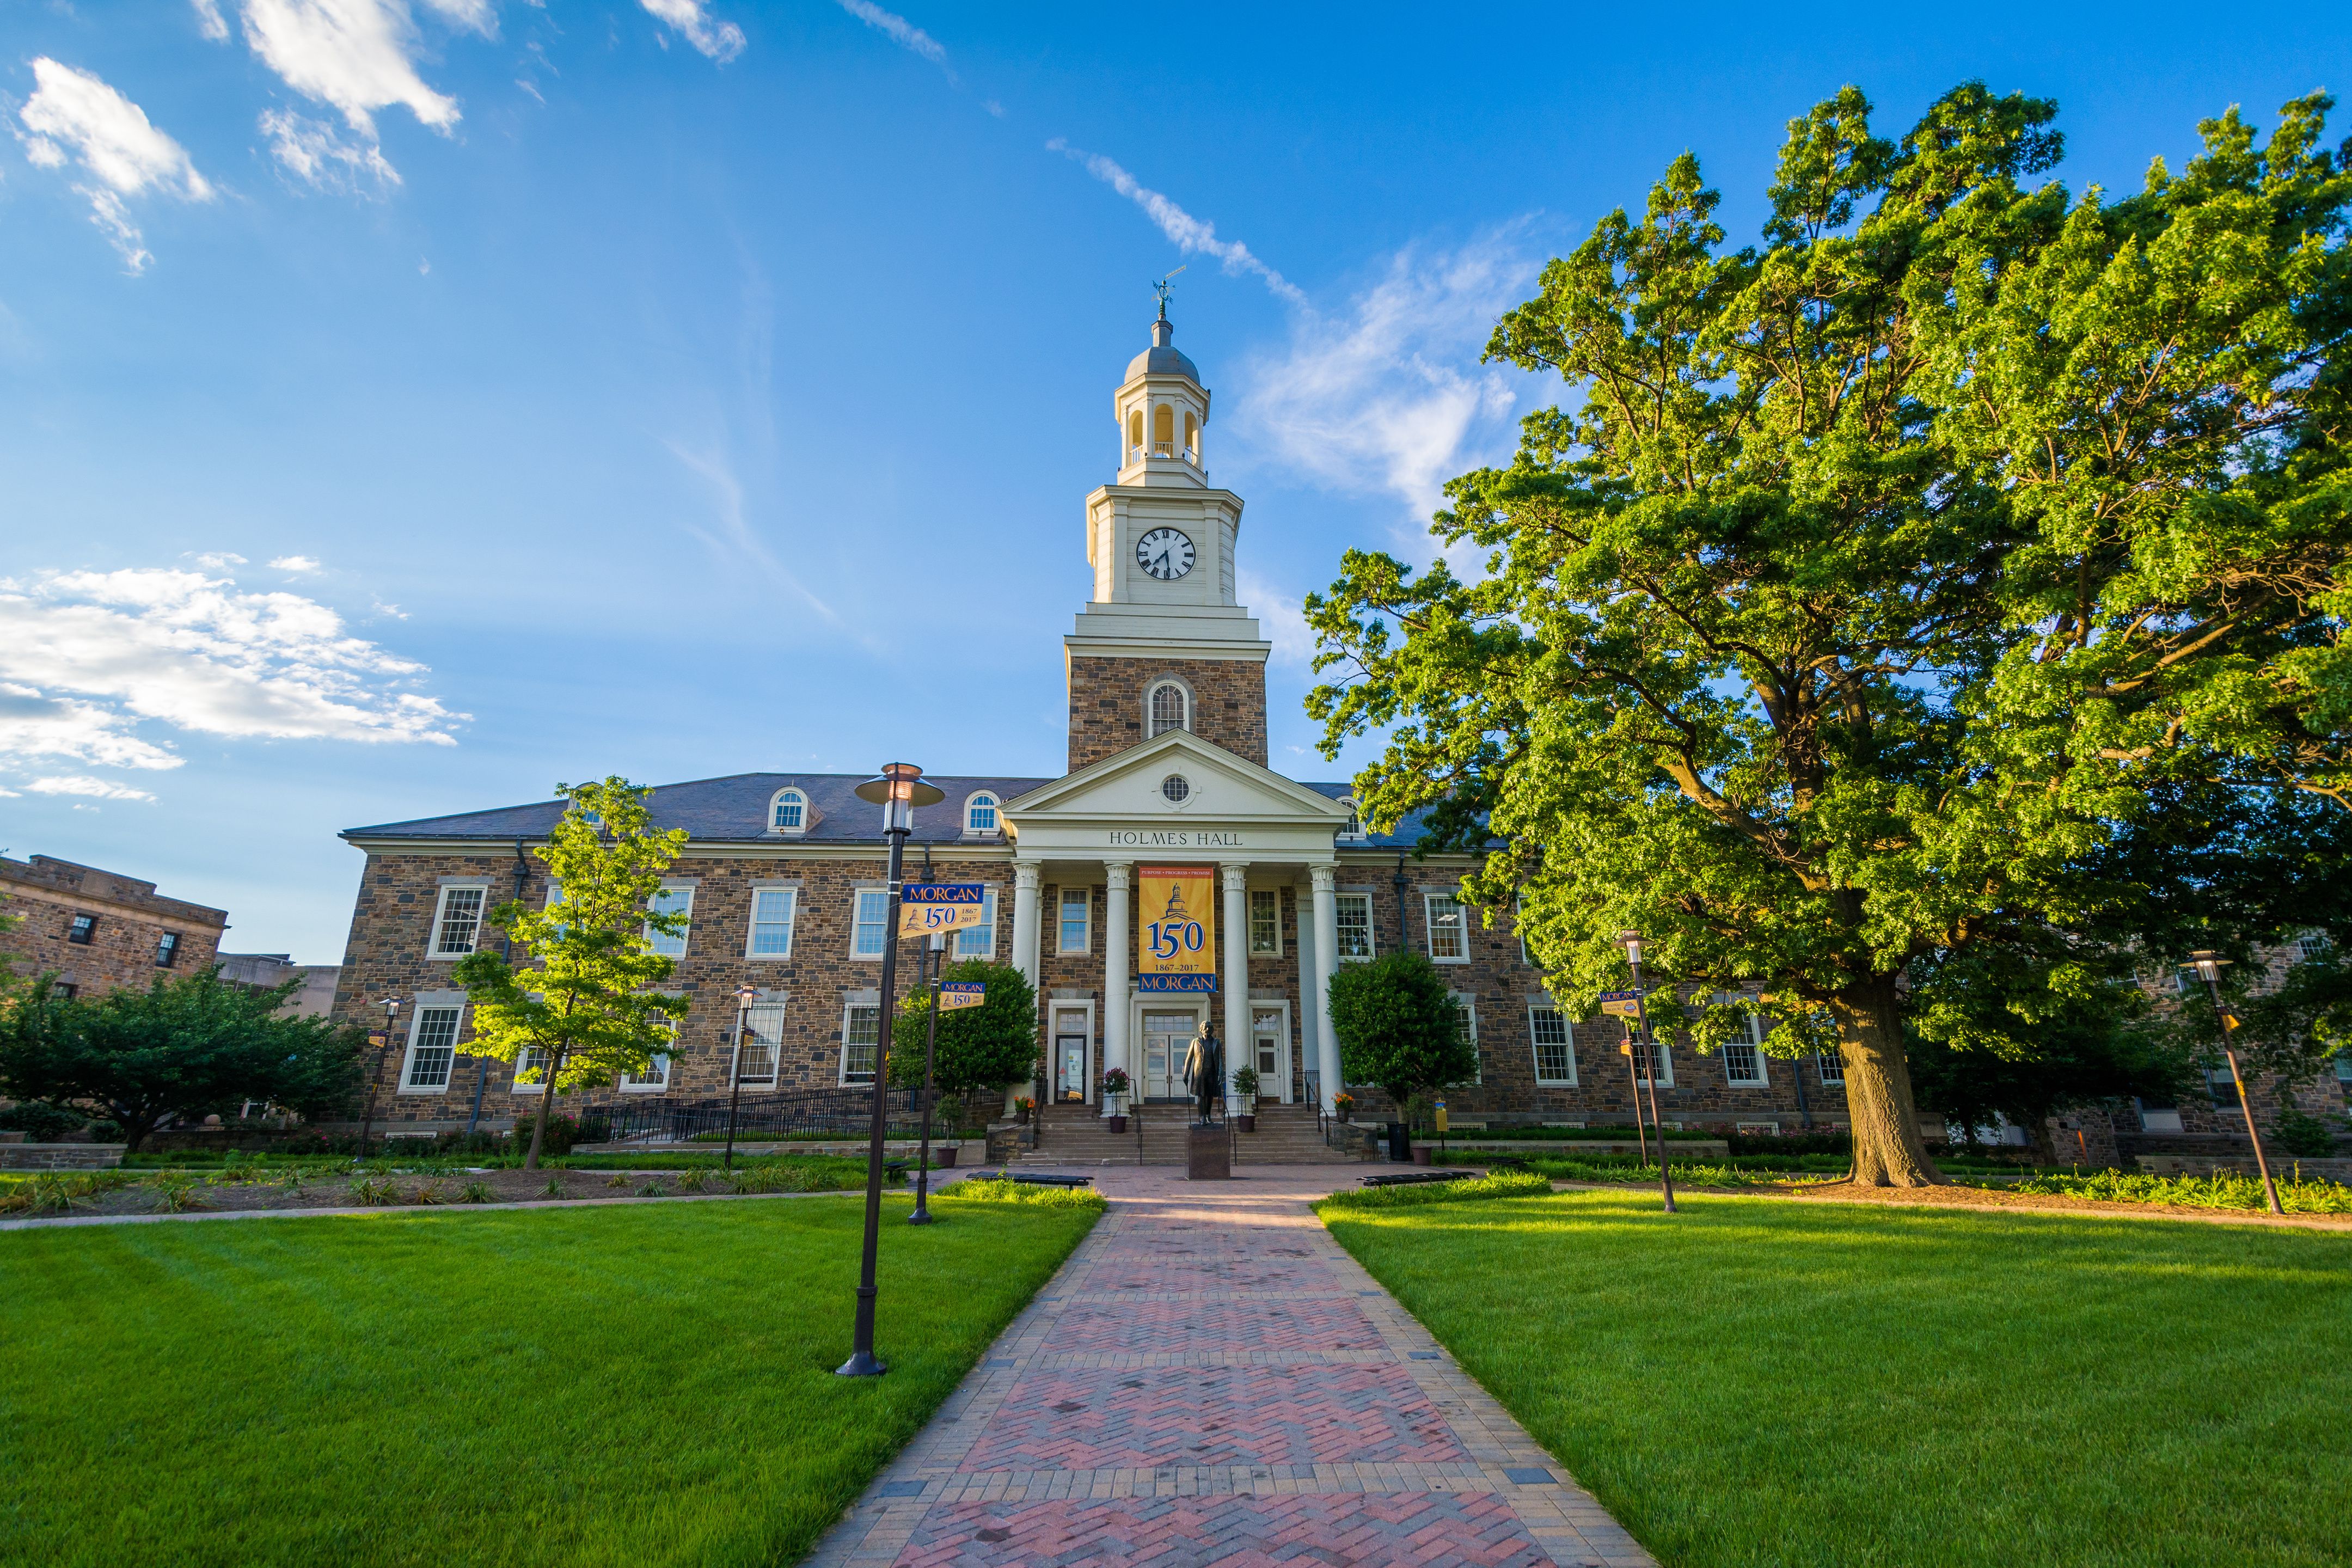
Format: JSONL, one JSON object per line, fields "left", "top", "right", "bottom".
{"left": 1016, "top": 1102, "right": 1366, "bottom": 1166}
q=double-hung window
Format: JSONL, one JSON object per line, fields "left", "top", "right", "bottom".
{"left": 841, "top": 1003, "right": 880, "bottom": 1085}
{"left": 736, "top": 999, "right": 785, "bottom": 1088}
{"left": 1529, "top": 1005, "right": 1577, "bottom": 1086}
{"left": 621, "top": 1022, "right": 675, "bottom": 1093}
{"left": 401, "top": 1005, "right": 462, "bottom": 1092}
{"left": 1452, "top": 994, "right": 1481, "bottom": 1085}
{"left": 1335, "top": 893, "right": 1374, "bottom": 960}
{"left": 954, "top": 887, "right": 998, "bottom": 960}
{"left": 852, "top": 889, "right": 890, "bottom": 958}
{"left": 1719, "top": 998, "right": 1768, "bottom": 1087}
{"left": 1818, "top": 1049, "right": 1844, "bottom": 1086}
{"left": 747, "top": 887, "right": 798, "bottom": 959}
{"left": 155, "top": 931, "right": 181, "bottom": 968}
{"left": 1250, "top": 889, "right": 1280, "bottom": 957}
{"left": 66, "top": 913, "right": 96, "bottom": 945}
{"left": 1425, "top": 893, "right": 1468, "bottom": 962}
{"left": 645, "top": 884, "right": 693, "bottom": 958}
{"left": 430, "top": 885, "right": 486, "bottom": 958}
{"left": 512, "top": 1045, "right": 549, "bottom": 1094}
{"left": 1058, "top": 887, "right": 1091, "bottom": 954}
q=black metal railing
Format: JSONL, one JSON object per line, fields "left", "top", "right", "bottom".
{"left": 597, "top": 1087, "right": 931, "bottom": 1146}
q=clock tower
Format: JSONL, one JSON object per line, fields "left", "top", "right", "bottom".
{"left": 1065, "top": 307, "right": 1271, "bottom": 773}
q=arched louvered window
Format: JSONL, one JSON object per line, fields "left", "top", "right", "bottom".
{"left": 1147, "top": 681, "right": 1189, "bottom": 737}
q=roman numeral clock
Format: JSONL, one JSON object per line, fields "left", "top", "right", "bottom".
{"left": 1136, "top": 527, "right": 1195, "bottom": 581}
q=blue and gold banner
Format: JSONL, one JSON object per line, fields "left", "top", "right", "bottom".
{"left": 900, "top": 882, "right": 987, "bottom": 938}
{"left": 939, "top": 982, "right": 986, "bottom": 1012}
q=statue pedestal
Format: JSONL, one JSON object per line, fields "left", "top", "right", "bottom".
{"left": 1186, "top": 1125, "right": 1230, "bottom": 1180}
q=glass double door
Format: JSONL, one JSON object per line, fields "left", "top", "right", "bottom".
{"left": 1141, "top": 1010, "right": 1200, "bottom": 1099}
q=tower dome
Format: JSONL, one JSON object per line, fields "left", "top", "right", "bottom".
{"left": 1125, "top": 316, "right": 1200, "bottom": 384}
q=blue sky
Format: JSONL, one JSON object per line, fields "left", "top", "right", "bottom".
{"left": 3, "top": 1, "right": 2347, "bottom": 962}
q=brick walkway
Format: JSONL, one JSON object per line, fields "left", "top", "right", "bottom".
{"left": 804, "top": 1167, "right": 1655, "bottom": 1568}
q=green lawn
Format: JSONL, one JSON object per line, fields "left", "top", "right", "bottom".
{"left": 1, "top": 1190, "right": 1097, "bottom": 1567}
{"left": 1322, "top": 1189, "right": 2352, "bottom": 1568}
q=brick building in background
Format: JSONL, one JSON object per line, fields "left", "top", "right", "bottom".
{"left": 2, "top": 855, "right": 227, "bottom": 999}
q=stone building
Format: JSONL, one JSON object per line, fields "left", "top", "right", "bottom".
{"left": 2, "top": 854, "right": 227, "bottom": 999}
{"left": 325, "top": 315, "right": 2344, "bottom": 1160}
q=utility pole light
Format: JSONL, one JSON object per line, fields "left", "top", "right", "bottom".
{"left": 2188, "top": 951, "right": 2283, "bottom": 1216}
{"left": 1616, "top": 931, "right": 1677, "bottom": 1215}
{"left": 357, "top": 996, "right": 401, "bottom": 1159}
{"left": 838, "top": 762, "right": 945, "bottom": 1378}
{"left": 725, "top": 982, "right": 758, "bottom": 1172}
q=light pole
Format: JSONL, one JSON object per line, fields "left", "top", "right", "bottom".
{"left": 2188, "top": 951, "right": 2283, "bottom": 1216}
{"left": 910, "top": 930, "right": 945, "bottom": 1226}
{"left": 357, "top": 996, "right": 401, "bottom": 1160}
{"left": 1617, "top": 931, "right": 1676, "bottom": 1214}
{"left": 725, "top": 981, "right": 758, "bottom": 1172}
{"left": 838, "top": 762, "right": 944, "bottom": 1378}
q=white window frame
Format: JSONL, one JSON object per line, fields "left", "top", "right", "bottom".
{"left": 1718, "top": 996, "right": 1768, "bottom": 1087}
{"left": 734, "top": 995, "right": 787, "bottom": 1090}
{"left": 1424, "top": 891, "right": 1469, "bottom": 963}
{"left": 953, "top": 886, "right": 999, "bottom": 960}
{"left": 399, "top": 1001, "right": 464, "bottom": 1094}
{"left": 964, "top": 792, "right": 1001, "bottom": 837}
{"left": 1451, "top": 992, "right": 1481, "bottom": 1086}
{"left": 769, "top": 787, "right": 809, "bottom": 835}
{"left": 644, "top": 881, "right": 694, "bottom": 958}
{"left": 618, "top": 1053, "right": 672, "bottom": 1093}
{"left": 511, "top": 1042, "right": 549, "bottom": 1094}
{"left": 1248, "top": 888, "right": 1281, "bottom": 957}
{"left": 1337, "top": 797, "right": 1367, "bottom": 842}
{"left": 1625, "top": 1019, "right": 1675, "bottom": 1088}
{"left": 840, "top": 1000, "right": 881, "bottom": 1086}
{"left": 1529, "top": 1004, "right": 1577, "bottom": 1086}
{"left": 745, "top": 884, "right": 799, "bottom": 960}
{"left": 1146, "top": 678, "right": 1191, "bottom": 737}
{"left": 850, "top": 886, "right": 890, "bottom": 960}
{"left": 1057, "top": 886, "right": 1091, "bottom": 955}
{"left": 428, "top": 883, "right": 491, "bottom": 959}
{"left": 1334, "top": 892, "right": 1375, "bottom": 961}
{"left": 1818, "top": 1049, "right": 1843, "bottom": 1086}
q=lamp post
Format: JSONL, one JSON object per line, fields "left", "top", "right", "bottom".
{"left": 357, "top": 996, "right": 401, "bottom": 1159}
{"left": 1617, "top": 931, "right": 1676, "bottom": 1214}
{"left": 724, "top": 981, "right": 758, "bottom": 1172}
{"left": 838, "top": 762, "right": 944, "bottom": 1378}
{"left": 2188, "top": 951, "right": 2283, "bottom": 1216}
{"left": 910, "top": 930, "right": 946, "bottom": 1226}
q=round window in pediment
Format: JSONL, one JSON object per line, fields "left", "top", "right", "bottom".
{"left": 1161, "top": 774, "right": 1191, "bottom": 804}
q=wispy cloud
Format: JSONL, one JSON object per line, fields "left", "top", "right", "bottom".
{"left": 27, "top": 775, "right": 157, "bottom": 801}
{"left": 1236, "top": 569, "right": 1315, "bottom": 669}
{"left": 0, "top": 566, "right": 464, "bottom": 797}
{"left": 661, "top": 442, "right": 842, "bottom": 626}
{"left": 835, "top": 0, "right": 950, "bottom": 78}
{"left": 15, "top": 58, "right": 214, "bottom": 273}
{"left": 1230, "top": 230, "right": 1543, "bottom": 525}
{"left": 639, "top": 0, "right": 746, "bottom": 62}
{"left": 260, "top": 108, "right": 400, "bottom": 193}
{"left": 1048, "top": 140, "right": 1303, "bottom": 305}
{"left": 268, "top": 554, "right": 324, "bottom": 573}
{"left": 191, "top": 551, "right": 248, "bottom": 568}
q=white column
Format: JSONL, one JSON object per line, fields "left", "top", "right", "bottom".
{"left": 1010, "top": 862, "right": 1042, "bottom": 987}
{"left": 1104, "top": 861, "right": 1132, "bottom": 1113}
{"left": 1221, "top": 862, "right": 1250, "bottom": 1101}
{"left": 1310, "top": 863, "right": 1343, "bottom": 1111}
{"left": 1293, "top": 880, "right": 1318, "bottom": 1105}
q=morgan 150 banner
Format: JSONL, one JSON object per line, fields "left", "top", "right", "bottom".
{"left": 1136, "top": 865, "right": 1216, "bottom": 994}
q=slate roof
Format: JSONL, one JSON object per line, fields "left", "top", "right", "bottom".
{"left": 342, "top": 771, "right": 1435, "bottom": 850}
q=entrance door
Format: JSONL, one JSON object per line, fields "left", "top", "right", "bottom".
{"left": 1055, "top": 1034, "right": 1088, "bottom": 1102}
{"left": 1252, "top": 1007, "right": 1288, "bottom": 1104}
{"left": 1142, "top": 1011, "right": 1197, "bottom": 1099}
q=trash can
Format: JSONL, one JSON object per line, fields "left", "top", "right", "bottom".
{"left": 1386, "top": 1120, "right": 1411, "bottom": 1161}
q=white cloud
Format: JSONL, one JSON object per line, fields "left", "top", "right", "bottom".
{"left": 0, "top": 569, "right": 463, "bottom": 791}
{"left": 191, "top": 551, "right": 247, "bottom": 567}
{"left": 27, "top": 775, "right": 157, "bottom": 802}
{"left": 236, "top": 0, "right": 465, "bottom": 141}
{"left": 1048, "top": 140, "right": 1302, "bottom": 305}
{"left": 639, "top": 0, "right": 745, "bottom": 62}
{"left": 1236, "top": 570, "right": 1314, "bottom": 669}
{"left": 1230, "top": 231, "right": 1543, "bottom": 524}
{"left": 259, "top": 108, "right": 400, "bottom": 193}
{"left": 268, "top": 554, "right": 324, "bottom": 573}
{"left": 193, "top": 0, "right": 231, "bottom": 40}
{"left": 15, "top": 58, "right": 214, "bottom": 273}
{"left": 835, "top": 0, "right": 947, "bottom": 73}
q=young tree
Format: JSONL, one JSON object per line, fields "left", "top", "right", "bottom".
{"left": 452, "top": 777, "right": 691, "bottom": 1169}
{"left": 1308, "top": 85, "right": 2350, "bottom": 1186}
{"left": 0, "top": 971, "right": 366, "bottom": 1153}
{"left": 890, "top": 958, "right": 1039, "bottom": 1101}
{"left": 1326, "top": 952, "right": 1477, "bottom": 1116}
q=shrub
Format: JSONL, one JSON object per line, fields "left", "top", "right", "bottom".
{"left": 0, "top": 1101, "right": 87, "bottom": 1142}
{"left": 84, "top": 1120, "right": 124, "bottom": 1144}
{"left": 2274, "top": 1105, "right": 2341, "bottom": 1159}
{"left": 634, "top": 1181, "right": 664, "bottom": 1198}
{"left": 346, "top": 1175, "right": 399, "bottom": 1206}
{"left": 1317, "top": 1170, "right": 1554, "bottom": 1211}
{"left": 938, "top": 1178, "right": 1107, "bottom": 1210}
{"left": 1726, "top": 1129, "right": 1852, "bottom": 1157}
{"left": 2004, "top": 1168, "right": 2352, "bottom": 1214}
{"left": 458, "top": 1181, "right": 493, "bottom": 1203}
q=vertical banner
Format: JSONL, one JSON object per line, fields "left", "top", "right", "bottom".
{"left": 1136, "top": 865, "right": 1216, "bottom": 993}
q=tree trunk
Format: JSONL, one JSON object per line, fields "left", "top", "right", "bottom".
{"left": 1828, "top": 981, "right": 1944, "bottom": 1187}
{"left": 523, "top": 1046, "right": 566, "bottom": 1172}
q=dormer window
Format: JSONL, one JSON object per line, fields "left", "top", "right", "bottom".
{"left": 965, "top": 792, "right": 1000, "bottom": 836}
{"left": 1338, "top": 798, "right": 1366, "bottom": 841}
{"left": 770, "top": 788, "right": 807, "bottom": 835}
{"left": 1147, "top": 680, "right": 1190, "bottom": 738}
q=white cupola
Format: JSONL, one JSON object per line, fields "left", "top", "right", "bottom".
{"left": 1114, "top": 306, "right": 1210, "bottom": 490}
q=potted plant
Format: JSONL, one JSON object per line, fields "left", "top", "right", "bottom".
{"left": 1100, "top": 1068, "right": 1131, "bottom": 1132}
{"left": 934, "top": 1094, "right": 965, "bottom": 1166}
{"left": 1014, "top": 1095, "right": 1034, "bottom": 1125}
{"left": 1230, "top": 1065, "right": 1260, "bottom": 1131}
{"left": 1332, "top": 1092, "right": 1355, "bottom": 1124}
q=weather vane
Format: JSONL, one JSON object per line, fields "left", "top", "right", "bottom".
{"left": 1152, "top": 264, "right": 1186, "bottom": 318}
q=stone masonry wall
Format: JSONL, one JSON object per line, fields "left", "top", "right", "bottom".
{"left": 1066, "top": 654, "right": 1268, "bottom": 772}
{"left": 2, "top": 854, "right": 226, "bottom": 998}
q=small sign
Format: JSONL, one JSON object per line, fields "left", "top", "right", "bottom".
{"left": 1434, "top": 1099, "right": 1449, "bottom": 1133}
{"left": 1137, "top": 973, "right": 1217, "bottom": 994}
{"left": 366, "top": 1031, "right": 388, "bottom": 1048}
{"left": 1598, "top": 989, "right": 1647, "bottom": 1019}
{"left": 940, "top": 982, "right": 986, "bottom": 1012}
{"left": 899, "top": 883, "right": 987, "bottom": 937}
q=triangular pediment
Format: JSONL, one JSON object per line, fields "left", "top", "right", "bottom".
{"left": 1004, "top": 728, "right": 1350, "bottom": 830}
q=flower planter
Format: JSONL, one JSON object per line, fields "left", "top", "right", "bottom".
{"left": 1236, "top": 1114, "right": 1257, "bottom": 1132}
{"left": 934, "top": 1144, "right": 958, "bottom": 1168}
{"left": 1107, "top": 1115, "right": 1129, "bottom": 1134}
{"left": 1411, "top": 1146, "right": 1433, "bottom": 1166}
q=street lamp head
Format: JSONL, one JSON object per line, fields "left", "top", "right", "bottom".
{"left": 1615, "top": 929, "right": 1644, "bottom": 965}
{"left": 378, "top": 996, "right": 401, "bottom": 1013}
{"left": 2189, "top": 950, "right": 2231, "bottom": 984}
{"left": 854, "top": 762, "right": 947, "bottom": 808}
{"left": 733, "top": 982, "right": 759, "bottom": 1004}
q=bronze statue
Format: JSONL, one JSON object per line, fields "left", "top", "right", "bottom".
{"left": 1181, "top": 1016, "right": 1221, "bottom": 1125}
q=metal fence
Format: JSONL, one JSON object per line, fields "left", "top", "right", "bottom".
{"left": 597, "top": 1087, "right": 931, "bottom": 1146}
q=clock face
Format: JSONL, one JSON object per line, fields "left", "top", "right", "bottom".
{"left": 1135, "top": 528, "right": 1196, "bottom": 581}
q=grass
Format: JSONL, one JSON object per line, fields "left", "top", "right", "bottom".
{"left": 0, "top": 1187, "right": 1098, "bottom": 1568}
{"left": 1321, "top": 1188, "right": 2352, "bottom": 1568}
{"left": 1994, "top": 1167, "right": 2352, "bottom": 1213}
